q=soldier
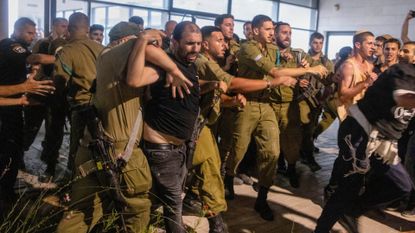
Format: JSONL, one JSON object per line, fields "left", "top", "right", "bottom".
{"left": 225, "top": 14, "right": 326, "bottom": 221}
{"left": 25, "top": 17, "right": 69, "bottom": 178}
{"left": 57, "top": 22, "right": 189, "bottom": 233}
{"left": 271, "top": 21, "right": 312, "bottom": 187}
{"left": 300, "top": 32, "right": 334, "bottom": 172}
{"left": 89, "top": 24, "right": 104, "bottom": 44}
{"left": 0, "top": 17, "right": 37, "bottom": 214}
{"left": 53, "top": 13, "right": 104, "bottom": 172}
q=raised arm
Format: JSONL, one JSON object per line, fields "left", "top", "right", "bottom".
{"left": 401, "top": 11, "right": 414, "bottom": 43}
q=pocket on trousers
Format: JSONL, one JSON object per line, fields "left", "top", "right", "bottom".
{"left": 121, "top": 151, "right": 152, "bottom": 197}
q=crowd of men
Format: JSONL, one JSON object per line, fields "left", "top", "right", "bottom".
{"left": 0, "top": 9, "right": 414, "bottom": 233}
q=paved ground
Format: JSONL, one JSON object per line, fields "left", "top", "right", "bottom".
{"left": 18, "top": 120, "right": 415, "bottom": 233}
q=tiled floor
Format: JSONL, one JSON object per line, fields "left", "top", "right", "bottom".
{"left": 20, "top": 120, "right": 415, "bottom": 233}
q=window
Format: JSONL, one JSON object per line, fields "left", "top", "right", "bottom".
{"left": 234, "top": 21, "right": 245, "bottom": 39}
{"left": 8, "top": 0, "right": 45, "bottom": 38}
{"left": 56, "top": 0, "right": 88, "bottom": 18}
{"left": 278, "top": 3, "right": 317, "bottom": 30}
{"left": 326, "top": 32, "right": 354, "bottom": 60}
{"left": 98, "top": 0, "right": 168, "bottom": 9}
{"left": 195, "top": 17, "right": 215, "bottom": 28}
{"left": 172, "top": 0, "right": 228, "bottom": 14}
{"left": 170, "top": 13, "right": 193, "bottom": 23}
{"left": 281, "top": 0, "right": 318, "bottom": 8}
{"left": 231, "top": 0, "right": 278, "bottom": 22}
{"left": 291, "top": 29, "right": 311, "bottom": 51}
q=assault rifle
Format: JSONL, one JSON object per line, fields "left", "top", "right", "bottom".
{"left": 81, "top": 106, "right": 128, "bottom": 232}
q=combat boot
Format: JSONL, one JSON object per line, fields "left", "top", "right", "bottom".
{"left": 224, "top": 175, "right": 235, "bottom": 200}
{"left": 254, "top": 186, "right": 274, "bottom": 221}
{"left": 208, "top": 213, "right": 228, "bottom": 233}
{"left": 287, "top": 164, "right": 299, "bottom": 188}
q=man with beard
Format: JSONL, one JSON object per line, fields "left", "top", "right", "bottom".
{"left": 271, "top": 21, "right": 311, "bottom": 187}
{"left": 0, "top": 17, "right": 37, "bottom": 215}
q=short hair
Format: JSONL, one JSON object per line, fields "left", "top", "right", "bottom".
{"left": 252, "top": 15, "right": 273, "bottom": 29}
{"left": 14, "top": 17, "right": 36, "bottom": 31}
{"left": 353, "top": 31, "right": 374, "bottom": 47}
{"left": 339, "top": 46, "right": 353, "bottom": 60}
{"left": 403, "top": 41, "right": 415, "bottom": 53}
{"left": 172, "top": 21, "right": 201, "bottom": 41}
{"left": 309, "top": 32, "right": 324, "bottom": 44}
{"left": 165, "top": 20, "right": 177, "bottom": 28}
{"left": 129, "top": 16, "right": 144, "bottom": 25}
{"left": 52, "top": 17, "right": 68, "bottom": 26}
{"left": 384, "top": 38, "right": 401, "bottom": 49}
{"left": 90, "top": 24, "right": 104, "bottom": 32}
{"left": 201, "top": 26, "right": 222, "bottom": 40}
{"left": 274, "top": 21, "right": 290, "bottom": 32}
{"left": 375, "top": 35, "right": 387, "bottom": 43}
{"left": 214, "top": 14, "right": 234, "bottom": 27}
{"left": 243, "top": 21, "right": 252, "bottom": 28}
{"left": 68, "top": 12, "right": 89, "bottom": 33}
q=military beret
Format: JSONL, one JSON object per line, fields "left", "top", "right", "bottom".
{"left": 109, "top": 22, "right": 140, "bottom": 42}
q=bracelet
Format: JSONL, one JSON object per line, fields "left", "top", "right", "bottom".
{"left": 265, "top": 79, "right": 271, "bottom": 90}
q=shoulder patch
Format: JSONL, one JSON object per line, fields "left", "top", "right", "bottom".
{"left": 254, "top": 54, "right": 263, "bottom": 61}
{"left": 12, "top": 44, "right": 26, "bottom": 53}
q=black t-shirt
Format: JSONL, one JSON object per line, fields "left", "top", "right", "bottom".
{"left": 358, "top": 63, "right": 415, "bottom": 140}
{"left": 144, "top": 54, "right": 200, "bottom": 141}
{"left": 0, "top": 38, "right": 31, "bottom": 86}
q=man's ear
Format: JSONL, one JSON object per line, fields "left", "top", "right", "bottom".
{"left": 354, "top": 41, "right": 361, "bottom": 50}
{"left": 202, "top": 40, "right": 209, "bottom": 51}
{"left": 253, "top": 27, "right": 260, "bottom": 36}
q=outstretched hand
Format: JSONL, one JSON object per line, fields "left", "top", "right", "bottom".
{"left": 165, "top": 68, "right": 193, "bottom": 98}
{"left": 24, "top": 72, "right": 55, "bottom": 96}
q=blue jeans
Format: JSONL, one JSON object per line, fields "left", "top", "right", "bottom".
{"left": 143, "top": 141, "right": 187, "bottom": 233}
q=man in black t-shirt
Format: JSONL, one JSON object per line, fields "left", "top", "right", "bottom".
{"left": 142, "top": 21, "right": 201, "bottom": 233}
{"left": 314, "top": 63, "right": 415, "bottom": 233}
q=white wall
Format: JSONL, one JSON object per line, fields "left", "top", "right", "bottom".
{"left": 318, "top": 0, "right": 415, "bottom": 39}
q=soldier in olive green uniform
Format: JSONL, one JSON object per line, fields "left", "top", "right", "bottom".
{"left": 272, "top": 22, "right": 308, "bottom": 188}
{"left": 57, "top": 22, "right": 154, "bottom": 233}
{"left": 53, "top": 13, "right": 104, "bottom": 172}
{"left": 300, "top": 32, "right": 334, "bottom": 171}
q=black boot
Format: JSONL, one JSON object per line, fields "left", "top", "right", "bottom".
{"left": 254, "top": 186, "right": 274, "bottom": 221}
{"left": 338, "top": 214, "right": 359, "bottom": 233}
{"left": 224, "top": 175, "right": 235, "bottom": 200}
{"left": 277, "top": 154, "right": 287, "bottom": 174}
{"left": 208, "top": 213, "right": 228, "bottom": 233}
{"left": 287, "top": 164, "right": 299, "bottom": 188}
{"left": 301, "top": 152, "right": 321, "bottom": 172}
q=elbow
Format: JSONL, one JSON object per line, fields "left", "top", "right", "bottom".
{"left": 125, "top": 76, "right": 142, "bottom": 88}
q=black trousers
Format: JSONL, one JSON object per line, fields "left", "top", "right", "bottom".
{"left": 315, "top": 117, "right": 414, "bottom": 233}
{"left": 142, "top": 141, "right": 187, "bottom": 233}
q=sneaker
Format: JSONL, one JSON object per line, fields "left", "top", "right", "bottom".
{"left": 238, "top": 173, "right": 254, "bottom": 185}
{"left": 338, "top": 214, "right": 359, "bottom": 233}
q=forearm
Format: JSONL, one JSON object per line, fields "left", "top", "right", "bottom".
{"left": 339, "top": 83, "right": 366, "bottom": 102}
{"left": 0, "top": 83, "right": 26, "bottom": 97}
{"left": 220, "top": 94, "right": 238, "bottom": 107}
{"left": 126, "top": 37, "right": 147, "bottom": 87}
{"left": 27, "top": 54, "right": 55, "bottom": 65}
{"left": 229, "top": 77, "right": 268, "bottom": 93}
{"left": 0, "top": 97, "right": 23, "bottom": 106}
{"left": 401, "top": 19, "right": 411, "bottom": 43}
{"left": 270, "top": 67, "right": 307, "bottom": 78}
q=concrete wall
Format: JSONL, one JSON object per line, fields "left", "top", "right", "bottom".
{"left": 318, "top": 0, "right": 415, "bottom": 39}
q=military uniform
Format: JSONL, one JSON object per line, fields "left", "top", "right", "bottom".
{"left": 0, "top": 37, "right": 31, "bottom": 205}
{"left": 270, "top": 47, "right": 306, "bottom": 169}
{"left": 226, "top": 40, "right": 279, "bottom": 189}
{"left": 300, "top": 52, "right": 334, "bottom": 161}
{"left": 57, "top": 39, "right": 152, "bottom": 233}
{"left": 188, "top": 54, "right": 232, "bottom": 216}
{"left": 54, "top": 37, "right": 103, "bottom": 171}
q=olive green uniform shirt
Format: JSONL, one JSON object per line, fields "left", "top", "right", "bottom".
{"left": 237, "top": 40, "right": 277, "bottom": 99}
{"left": 54, "top": 37, "right": 103, "bottom": 108}
{"left": 270, "top": 47, "right": 308, "bottom": 103}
